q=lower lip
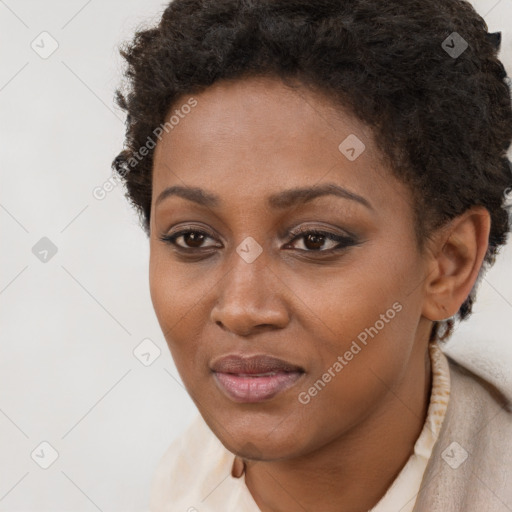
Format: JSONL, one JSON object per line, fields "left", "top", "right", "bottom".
{"left": 213, "top": 371, "right": 304, "bottom": 403}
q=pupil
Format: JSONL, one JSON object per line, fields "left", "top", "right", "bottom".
{"left": 185, "top": 232, "right": 204, "bottom": 247}
{"left": 306, "top": 233, "right": 324, "bottom": 250}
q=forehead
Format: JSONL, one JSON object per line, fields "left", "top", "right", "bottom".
{"left": 151, "top": 76, "right": 403, "bottom": 211}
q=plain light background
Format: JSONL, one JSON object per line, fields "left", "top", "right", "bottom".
{"left": 0, "top": 0, "right": 511, "bottom": 510}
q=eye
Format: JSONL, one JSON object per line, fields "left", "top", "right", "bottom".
{"left": 158, "top": 228, "right": 220, "bottom": 250}
{"left": 158, "top": 226, "right": 358, "bottom": 254}
{"left": 285, "top": 228, "right": 357, "bottom": 252}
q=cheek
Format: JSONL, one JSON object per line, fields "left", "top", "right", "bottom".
{"left": 289, "top": 291, "right": 421, "bottom": 454}
{"left": 149, "top": 245, "right": 200, "bottom": 325}
{"left": 295, "top": 241, "right": 424, "bottom": 396}
{"left": 148, "top": 249, "right": 202, "bottom": 361}
{"left": 285, "top": 242, "right": 419, "bottom": 343}
{"left": 148, "top": 249, "right": 173, "bottom": 328}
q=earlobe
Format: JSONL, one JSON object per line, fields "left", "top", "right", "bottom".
{"left": 421, "top": 206, "right": 491, "bottom": 322}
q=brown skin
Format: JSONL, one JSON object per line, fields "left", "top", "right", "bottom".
{"left": 149, "top": 76, "right": 490, "bottom": 512}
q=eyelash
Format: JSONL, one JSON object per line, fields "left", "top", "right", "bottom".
{"left": 158, "top": 226, "right": 358, "bottom": 255}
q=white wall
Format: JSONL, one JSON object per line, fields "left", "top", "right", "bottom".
{"left": 0, "top": 1, "right": 511, "bottom": 510}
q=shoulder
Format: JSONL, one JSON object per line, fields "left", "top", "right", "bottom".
{"left": 445, "top": 354, "right": 512, "bottom": 460}
{"left": 447, "top": 354, "right": 512, "bottom": 421}
{"left": 414, "top": 353, "right": 512, "bottom": 511}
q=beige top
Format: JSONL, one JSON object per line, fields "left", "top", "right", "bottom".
{"left": 149, "top": 341, "right": 451, "bottom": 511}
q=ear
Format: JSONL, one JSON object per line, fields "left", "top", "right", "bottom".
{"left": 422, "top": 206, "right": 491, "bottom": 321}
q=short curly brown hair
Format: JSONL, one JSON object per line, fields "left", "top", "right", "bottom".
{"left": 112, "top": 0, "right": 512, "bottom": 343}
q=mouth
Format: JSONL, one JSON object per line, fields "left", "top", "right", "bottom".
{"left": 210, "top": 354, "right": 305, "bottom": 403}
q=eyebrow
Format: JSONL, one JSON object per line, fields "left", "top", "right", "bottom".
{"left": 155, "top": 182, "right": 373, "bottom": 211}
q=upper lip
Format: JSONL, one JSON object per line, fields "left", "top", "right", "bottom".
{"left": 210, "top": 354, "right": 305, "bottom": 374}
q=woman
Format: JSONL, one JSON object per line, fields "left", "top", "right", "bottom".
{"left": 112, "top": 0, "right": 512, "bottom": 510}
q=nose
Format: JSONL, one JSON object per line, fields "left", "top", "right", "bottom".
{"left": 210, "top": 245, "right": 290, "bottom": 336}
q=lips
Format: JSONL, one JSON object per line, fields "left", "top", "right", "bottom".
{"left": 210, "top": 354, "right": 304, "bottom": 375}
{"left": 210, "top": 354, "right": 305, "bottom": 403}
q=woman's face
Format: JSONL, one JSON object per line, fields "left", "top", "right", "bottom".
{"left": 149, "top": 76, "right": 432, "bottom": 460}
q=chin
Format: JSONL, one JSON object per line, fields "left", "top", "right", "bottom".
{"left": 213, "top": 418, "right": 307, "bottom": 461}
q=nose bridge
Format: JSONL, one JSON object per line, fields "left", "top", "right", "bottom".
{"left": 223, "top": 237, "right": 270, "bottom": 307}
{"left": 211, "top": 237, "right": 288, "bottom": 333}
